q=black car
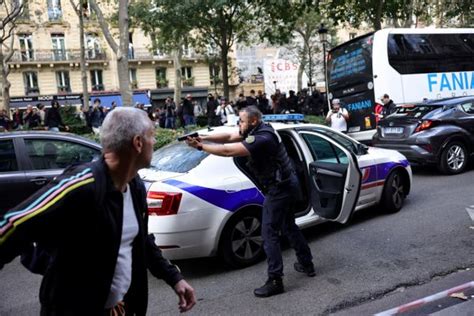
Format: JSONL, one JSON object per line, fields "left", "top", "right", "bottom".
{"left": 373, "top": 96, "right": 474, "bottom": 175}
{"left": 0, "top": 131, "right": 101, "bottom": 213}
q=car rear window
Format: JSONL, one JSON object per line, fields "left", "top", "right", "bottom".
{"left": 150, "top": 142, "right": 209, "bottom": 173}
{"left": 393, "top": 105, "right": 439, "bottom": 118}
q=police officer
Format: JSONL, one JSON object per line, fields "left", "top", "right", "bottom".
{"left": 185, "top": 106, "right": 314, "bottom": 298}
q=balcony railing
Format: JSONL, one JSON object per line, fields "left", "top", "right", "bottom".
{"left": 9, "top": 49, "right": 107, "bottom": 63}
{"left": 129, "top": 48, "right": 200, "bottom": 61}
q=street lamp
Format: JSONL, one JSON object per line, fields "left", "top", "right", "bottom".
{"left": 318, "top": 23, "right": 329, "bottom": 108}
{"left": 273, "top": 80, "right": 277, "bottom": 92}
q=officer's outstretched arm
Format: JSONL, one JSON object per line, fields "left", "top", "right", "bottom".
{"left": 201, "top": 131, "right": 242, "bottom": 144}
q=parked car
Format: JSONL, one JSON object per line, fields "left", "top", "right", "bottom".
{"left": 140, "top": 115, "right": 412, "bottom": 268}
{"left": 372, "top": 96, "right": 474, "bottom": 174}
{"left": 0, "top": 131, "right": 101, "bottom": 213}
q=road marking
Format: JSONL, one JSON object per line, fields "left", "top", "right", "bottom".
{"left": 466, "top": 205, "right": 474, "bottom": 222}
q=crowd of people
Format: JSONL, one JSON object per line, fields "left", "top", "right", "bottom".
{"left": 151, "top": 88, "right": 328, "bottom": 130}
{"left": 0, "top": 101, "right": 69, "bottom": 132}
{"left": 0, "top": 90, "right": 397, "bottom": 135}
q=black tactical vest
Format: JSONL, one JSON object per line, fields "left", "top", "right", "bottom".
{"left": 246, "top": 123, "right": 294, "bottom": 189}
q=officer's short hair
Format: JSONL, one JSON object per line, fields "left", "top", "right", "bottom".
{"left": 241, "top": 105, "right": 262, "bottom": 121}
{"left": 101, "top": 107, "right": 153, "bottom": 153}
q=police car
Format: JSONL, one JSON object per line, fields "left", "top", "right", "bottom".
{"left": 139, "top": 114, "right": 412, "bottom": 268}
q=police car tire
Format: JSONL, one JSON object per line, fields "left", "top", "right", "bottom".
{"left": 381, "top": 170, "right": 405, "bottom": 213}
{"left": 219, "top": 208, "right": 265, "bottom": 268}
{"left": 438, "top": 141, "right": 467, "bottom": 175}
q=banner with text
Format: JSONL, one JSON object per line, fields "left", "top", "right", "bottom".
{"left": 263, "top": 58, "right": 308, "bottom": 95}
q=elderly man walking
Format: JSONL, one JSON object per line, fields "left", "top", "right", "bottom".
{"left": 0, "top": 107, "right": 196, "bottom": 315}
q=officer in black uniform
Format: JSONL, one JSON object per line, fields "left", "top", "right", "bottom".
{"left": 185, "top": 106, "right": 314, "bottom": 298}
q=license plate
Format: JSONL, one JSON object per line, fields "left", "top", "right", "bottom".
{"left": 384, "top": 127, "right": 403, "bottom": 134}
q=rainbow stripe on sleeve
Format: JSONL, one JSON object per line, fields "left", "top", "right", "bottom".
{"left": 0, "top": 168, "right": 95, "bottom": 245}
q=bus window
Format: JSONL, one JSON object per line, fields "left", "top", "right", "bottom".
{"left": 388, "top": 34, "right": 474, "bottom": 74}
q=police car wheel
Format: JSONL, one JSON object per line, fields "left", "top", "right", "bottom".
{"left": 381, "top": 170, "right": 405, "bottom": 213}
{"left": 219, "top": 209, "right": 265, "bottom": 268}
{"left": 438, "top": 141, "right": 467, "bottom": 175}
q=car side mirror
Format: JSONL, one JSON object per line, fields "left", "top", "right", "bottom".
{"left": 358, "top": 143, "right": 369, "bottom": 155}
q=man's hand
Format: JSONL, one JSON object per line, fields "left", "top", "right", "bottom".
{"left": 174, "top": 279, "right": 196, "bottom": 313}
{"left": 185, "top": 136, "right": 202, "bottom": 149}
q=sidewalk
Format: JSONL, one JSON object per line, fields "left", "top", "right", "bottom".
{"left": 333, "top": 268, "right": 474, "bottom": 316}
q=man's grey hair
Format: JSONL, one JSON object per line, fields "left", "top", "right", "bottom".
{"left": 100, "top": 107, "right": 153, "bottom": 152}
{"left": 332, "top": 98, "right": 340, "bottom": 105}
{"left": 240, "top": 105, "right": 262, "bottom": 121}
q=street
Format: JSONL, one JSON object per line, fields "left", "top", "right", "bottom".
{"left": 1, "top": 165, "right": 473, "bottom": 315}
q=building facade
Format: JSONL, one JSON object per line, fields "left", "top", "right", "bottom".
{"left": 1, "top": 0, "right": 214, "bottom": 110}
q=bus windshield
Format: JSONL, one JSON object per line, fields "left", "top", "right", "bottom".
{"left": 328, "top": 34, "right": 373, "bottom": 90}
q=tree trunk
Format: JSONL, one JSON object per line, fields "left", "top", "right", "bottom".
{"left": 117, "top": 0, "right": 132, "bottom": 106}
{"left": 1, "top": 36, "right": 14, "bottom": 115}
{"left": 173, "top": 49, "right": 182, "bottom": 106}
{"left": 1, "top": 46, "right": 10, "bottom": 114}
{"left": 297, "top": 62, "right": 305, "bottom": 92}
{"left": 373, "top": 0, "right": 384, "bottom": 30}
{"left": 90, "top": 0, "right": 132, "bottom": 106}
{"left": 79, "top": 0, "right": 89, "bottom": 112}
{"left": 220, "top": 47, "right": 230, "bottom": 100}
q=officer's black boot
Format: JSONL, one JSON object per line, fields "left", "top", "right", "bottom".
{"left": 253, "top": 277, "right": 284, "bottom": 298}
{"left": 294, "top": 262, "right": 316, "bottom": 277}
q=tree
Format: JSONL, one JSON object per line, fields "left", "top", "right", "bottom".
{"left": 0, "top": 0, "right": 23, "bottom": 114}
{"left": 189, "top": 0, "right": 304, "bottom": 100}
{"left": 69, "top": 0, "right": 89, "bottom": 112}
{"left": 138, "top": 0, "right": 304, "bottom": 100}
{"left": 279, "top": 10, "right": 325, "bottom": 92}
{"left": 89, "top": 0, "right": 132, "bottom": 106}
{"left": 129, "top": 0, "right": 195, "bottom": 105}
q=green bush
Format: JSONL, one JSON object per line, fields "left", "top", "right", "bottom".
{"left": 305, "top": 115, "right": 326, "bottom": 125}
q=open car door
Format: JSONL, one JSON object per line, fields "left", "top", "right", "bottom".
{"left": 299, "top": 131, "right": 361, "bottom": 224}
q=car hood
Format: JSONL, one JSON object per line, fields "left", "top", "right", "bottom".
{"left": 367, "top": 146, "right": 408, "bottom": 161}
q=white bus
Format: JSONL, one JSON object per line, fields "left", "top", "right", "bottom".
{"left": 327, "top": 28, "right": 474, "bottom": 142}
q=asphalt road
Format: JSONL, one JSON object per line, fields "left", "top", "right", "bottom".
{"left": 1, "top": 165, "right": 473, "bottom": 315}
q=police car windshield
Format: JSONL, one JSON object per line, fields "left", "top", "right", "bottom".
{"left": 150, "top": 142, "right": 208, "bottom": 173}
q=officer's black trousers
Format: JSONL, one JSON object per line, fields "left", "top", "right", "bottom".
{"left": 261, "top": 177, "right": 313, "bottom": 279}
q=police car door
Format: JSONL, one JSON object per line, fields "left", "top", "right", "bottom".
{"left": 299, "top": 131, "right": 361, "bottom": 224}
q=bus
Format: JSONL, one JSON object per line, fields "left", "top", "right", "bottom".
{"left": 327, "top": 28, "right": 474, "bottom": 142}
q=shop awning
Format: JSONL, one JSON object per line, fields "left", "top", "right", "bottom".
{"left": 9, "top": 94, "right": 83, "bottom": 108}
{"left": 90, "top": 91, "right": 151, "bottom": 107}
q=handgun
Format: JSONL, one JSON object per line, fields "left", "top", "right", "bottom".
{"left": 177, "top": 131, "right": 199, "bottom": 142}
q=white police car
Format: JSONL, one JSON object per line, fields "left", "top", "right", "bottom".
{"left": 140, "top": 114, "right": 412, "bottom": 268}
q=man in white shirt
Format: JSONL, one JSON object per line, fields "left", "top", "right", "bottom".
{"left": 325, "top": 99, "right": 349, "bottom": 133}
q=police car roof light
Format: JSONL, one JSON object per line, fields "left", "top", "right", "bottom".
{"left": 262, "top": 114, "right": 305, "bottom": 122}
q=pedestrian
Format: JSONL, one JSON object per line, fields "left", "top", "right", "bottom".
{"left": 215, "top": 98, "right": 235, "bottom": 125}
{"left": 86, "top": 98, "right": 104, "bottom": 135}
{"left": 45, "top": 100, "right": 68, "bottom": 132}
{"left": 37, "top": 103, "right": 46, "bottom": 126}
{"left": 0, "top": 109, "right": 11, "bottom": 131}
{"left": 380, "top": 93, "right": 397, "bottom": 118}
{"left": 325, "top": 99, "right": 349, "bottom": 133}
{"left": 0, "top": 107, "right": 196, "bottom": 315}
{"left": 206, "top": 93, "right": 219, "bottom": 127}
{"left": 246, "top": 89, "right": 258, "bottom": 107}
{"left": 164, "top": 97, "right": 176, "bottom": 129}
{"left": 236, "top": 93, "right": 247, "bottom": 110}
{"left": 256, "top": 90, "right": 269, "bottom": 114}
{"left": 185, "top": 106, "right": 314, "bottom": 298}
{"left": 12, "top": 108, "right": 24, "bottom": 130}
{"left": 182, "top": 94, "right": 195, "bottom": 126}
